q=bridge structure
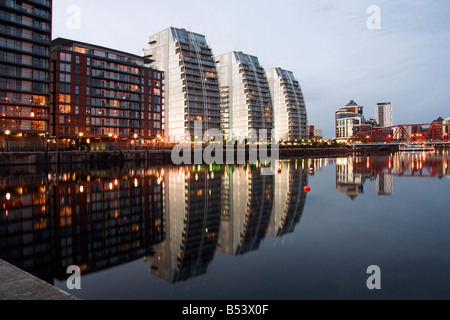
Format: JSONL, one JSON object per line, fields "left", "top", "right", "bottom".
{"left": 347, "top": 122, "right": 450, "bottom": 148}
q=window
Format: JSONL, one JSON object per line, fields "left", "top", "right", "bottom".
{"left": 60, "top": 63, "right": 71, "bottom": 72}
{"left": 59, "top": 105, "right": 71, "bottom": 114}
{"left": 59, "top": 94, "right": 71, "bottom": 103}
{"left": 61, "top": 52, "right": 72, "bottom": 62}
{"left": 60, "top": 73, "right": 71, "bottom": 82}
{"left": 32, "top": 95, "right": 47, "bottom": 106}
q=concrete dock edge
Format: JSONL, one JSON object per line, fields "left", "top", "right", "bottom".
{"left": 0, "top": 260, "right": 80, "bottom": 300}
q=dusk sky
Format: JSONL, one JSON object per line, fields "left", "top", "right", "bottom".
{"left": 52, "top": 0, "right": 450, "bottom": 138}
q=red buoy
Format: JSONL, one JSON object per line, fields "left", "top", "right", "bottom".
{"left": 304, "top": 186, "right": 311, "bottom": 193}
{"left": 278, "top": 168, "right": 282, "bottom": 174}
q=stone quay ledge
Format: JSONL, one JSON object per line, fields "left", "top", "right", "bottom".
{"left": 0, "top": 259, "right": 79, "bottom": 300}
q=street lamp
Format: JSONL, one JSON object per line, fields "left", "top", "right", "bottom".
{"left": 134, "top": 134, "right": 138, "bottom": 150}
{"left": 5, "top": 130, "right": 10, "bottom": 152}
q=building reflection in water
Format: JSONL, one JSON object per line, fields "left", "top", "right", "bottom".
{"left": 0, "top": 165, "right": 165, "bottom": 284}
{"left": 52, "top": 168, "right": 165, "bottom": 280}
{"left": 0, "top": 159, "right": 321, "bottom": 286}
{"left": 145, "top": 165, "right": 222, "bottom": 283}
{"left": 218, "top": 164, "right": 274, "bottom": 256}
{"left": 0, "top": 172, "right": 53, "bottom": 283}
{"left": 336, "top": 152, "right": 450, "bottom": 199}
{"left": 269, "top": 160, "right": 309, "bottom": 238}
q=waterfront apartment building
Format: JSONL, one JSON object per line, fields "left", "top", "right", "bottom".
{"left": 143, "top": 27, "right": 220, "bottom": 143}
{"left": 215, "top": 52, "right": 274, "bottom": 142}
{"left": 51, "top": 38, "right": 163, "bottom": 149}
{"left": 376, "top": 102, "right": 393, "bottom": 128}
{"left": 266, "top": 68, "right": 308, "bottom": 142}
{"left": 0, "top": 0, "right": 52, "bottom": 147}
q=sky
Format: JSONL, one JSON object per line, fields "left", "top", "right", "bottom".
{"left": 52, "top": 0, "right": 450, "bottom": 138}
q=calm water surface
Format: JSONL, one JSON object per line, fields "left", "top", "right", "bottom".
{"left": 1, "top": 152, "right": 449, "bottom": 300}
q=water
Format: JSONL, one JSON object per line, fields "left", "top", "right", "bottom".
{"left": 1, "top": 152, "right": 449, "bottom": 300}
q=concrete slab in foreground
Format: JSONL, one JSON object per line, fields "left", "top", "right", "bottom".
{"left": 0, "top": 260, "right": 79, "bottom": 300}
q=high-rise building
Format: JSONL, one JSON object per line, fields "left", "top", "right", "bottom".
{"left": 143, "top": 27, "right": 221, "bottom": 143}
{"left": 266, "top": 68, "right": 307, "bottom": 142}
{"left": 376, "top": 102, "right": 393, "bottom": 128}
{"left": 0, "top": 0, "right": 52, "bottom": 147}
{"left": 51, "top": 38, "right": 163, "bottom": 149}
{"left": 215, "top": 51, "right": 273, "bottom": 142}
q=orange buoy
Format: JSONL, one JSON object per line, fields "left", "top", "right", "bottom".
{"left": 304, "top": 186, "right": 311, "bottom": 193}
{"left": 278, "top": 168, "right": 282, "bottom": 174}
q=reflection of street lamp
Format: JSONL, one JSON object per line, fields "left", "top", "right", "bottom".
{"left": 5, "top": 130, "right": 10, "bottom": 152}
{"left": 157, "top": 134, "right": 162, "bottom": 149}
{"left": 114, "top": 135, "right": 118, "bottom": 150}
{"left": 109, "top": 133, "right": 113, "bottom": 150}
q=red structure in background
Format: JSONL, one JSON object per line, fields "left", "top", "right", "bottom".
{"left": 349, "top": 123, "right": 450, "bottom": 144}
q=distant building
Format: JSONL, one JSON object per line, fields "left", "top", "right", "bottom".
{"left": 443, "top": 117, "right": 450, "bottom": 138}
{"left": 336, "top": 100, "right": 364, "bottom": 139}
{"left": 215, "top": 51, "right": 273, "bottom": 142}
{"left": 307, "top": 125, "right": 323, "bottom": 140}
{"left": 335, "top": 100, "right": 379, "bottom": 140}
{"left": 376, "top": 102, "right": 393, "bottom": 128}
{"left": 143, "top": 27, "right": 220, "bottom": 143}
{"left": 266, "top": 68, "right": 307, "bottom": 142}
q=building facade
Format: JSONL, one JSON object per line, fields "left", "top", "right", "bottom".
{"left": 51, "top": 38, "right": 163, "bottom": 149}
{"left": 376, "top": 102, "right": 393, "bottom": 128}
{"left": 266, "top": 68, "right": 307, "bottom": 142}
{"left": 335, "top": 100, "right": 366, "bottom": 140}
{"left": 143, "top": 27, "right": 220, "bottom": 143}
{"left": 215, "top": 51, "right": 274, "bottom": 142}
{"left": 0, "top": 0, "right": 52, "bottom": 148}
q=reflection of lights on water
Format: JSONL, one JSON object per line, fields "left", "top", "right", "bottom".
{"left": 109, "top": 183, "right": 113, "bottom": 190}
{"left": 134, "top": 178, "right": 139, "bottom": 188}
{"left": 6, "top": 193, "right": 11, "bottom": 200}
{"left": 79, "top": 186, "right": 84, "bottom": 193}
